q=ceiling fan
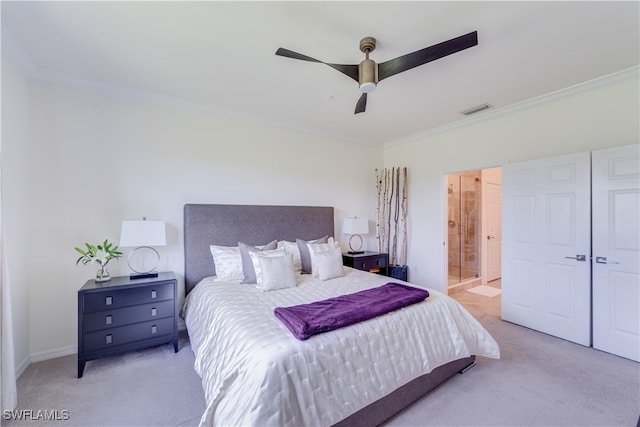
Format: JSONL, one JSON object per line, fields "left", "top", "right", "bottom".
{"left": 276, "top": 31, "right": 478, "bottom": 114}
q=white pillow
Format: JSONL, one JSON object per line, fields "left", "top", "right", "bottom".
{"left": 277, "top": 240, "right": 302, "bottom": 271}
{"left": 239, "top": 240, "right": 278, "bottom": 284}
{"left": 254, "top": 253, "right": 297, "bottom": 291}
{"left": 249, "top": 248, "right": 286, "bottom": 285}
{"left": 297, "top": 236, "right": 329, "bottom": 274}
{"left": 210, "top": 245, "right": 243, "bottom": 282}
{"left": 314, "top": 247, "right": 345, "bottom": 281}
{"left": 307, "top": 238, "right": 340, "bottom": 277}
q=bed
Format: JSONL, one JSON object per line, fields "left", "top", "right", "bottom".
{"left": 182, "top": 204, "right": 500, "bottom": 426}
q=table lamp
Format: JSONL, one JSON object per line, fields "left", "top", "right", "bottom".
{"left": 342, "top": 217, "right": 369, "bottom": 254}
{"left": 119, "top": 218, "right": 166, "bottom": 279}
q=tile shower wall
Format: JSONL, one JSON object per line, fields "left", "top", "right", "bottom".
{"left": 447, "top": 171, "right": 482, "bottom": 286}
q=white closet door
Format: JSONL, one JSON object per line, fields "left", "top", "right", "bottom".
{"left": 502, "top": 152, "right": 591, "bottom": 346}
{"left": 592, "top": 144, "right": 640, "bottom": 361}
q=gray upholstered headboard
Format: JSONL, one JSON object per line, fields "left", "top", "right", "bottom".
{"left": 183, "top": 204, "right": 334, "bottom": 294}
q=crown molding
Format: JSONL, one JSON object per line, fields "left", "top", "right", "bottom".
{"left": 2, "top": 25, "right": 373, "bottom": 148}
{"left": 384, "top": 65, "right": 639, "bottom": 149}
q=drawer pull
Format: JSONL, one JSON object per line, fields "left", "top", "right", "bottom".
{"left": 151, "top": 325, "right": 157, "bottom": 334}
{"left": 105, "top": 296, "right": 113, "bottom": 305}
{"left": 106, "top": 334, "right": 112, "bottom": 344}
{"left": 151, "top": 290, "right": 157, "bottom": 299}
{"left": 151, "top": 307, "right": 157, "bottom": 317}
{"left": 105, "top": 315, "right": 112, "bottom": 325}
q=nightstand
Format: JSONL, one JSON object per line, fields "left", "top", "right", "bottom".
{"left": 342, "top": 251, "right": 389, "bottom": 276}
{"left": 77, "top": 271, "right": 178, "bottom": 378}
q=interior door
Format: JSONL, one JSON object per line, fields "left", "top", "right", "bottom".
{"left": 483, "top": 167, "right": 502, "bottom": 282}
{"left": 592, "top": 144, "right": 640, "bottom": 361}
{"left": 502, "top": 152, "right": 591, "bottom": 346}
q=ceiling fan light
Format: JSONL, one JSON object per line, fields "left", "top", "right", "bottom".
{"left": 359, "top": 81, "right": 377, "bottom": 93}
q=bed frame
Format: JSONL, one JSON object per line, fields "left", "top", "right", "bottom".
{"left": 183, "top": 203, "right": 475, "bottom": 426}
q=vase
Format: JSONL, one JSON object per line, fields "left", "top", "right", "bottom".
{"left": 96, "top": 265, "right": 111, "bottom": 282}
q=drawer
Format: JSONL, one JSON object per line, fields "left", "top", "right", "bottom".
{"left": 82, "top": 317, "right": 175, "bottom": 353}
{"left": 82, "top": 282, "right": 174, "bottom": 313}
{"left": 357, "top": 256, "right": 387, "bottom": 271}
{"left": 82, "top": 300, "right": 175, "bottom": 333}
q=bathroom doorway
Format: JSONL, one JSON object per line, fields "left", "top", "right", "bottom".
{"left": 446, "top": 167, "right": 502, "bottom": 294}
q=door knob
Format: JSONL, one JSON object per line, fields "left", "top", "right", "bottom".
{"left": 487, "top": 235, "right": 495, "bottom": 240}
{"left": 565, "top": 255, "right": 586, "bottom": 261}
{"left": 595, "top": 256, "right": 620, "bottom": 265}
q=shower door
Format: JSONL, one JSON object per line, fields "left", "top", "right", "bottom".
{"left": 447, "top": 172, "right": 482, "bottom": 285}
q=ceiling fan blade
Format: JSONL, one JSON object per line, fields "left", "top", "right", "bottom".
{"left": 276, "top": 47, "right": 322, "bottom": 63}
{"left": 276, "top": 48, "right": 359, "bottom": 82}
{"left": 326, "top": 63, "right": 359, "bottom": 82}
{"left": 354, "top": 93, "right": 367, "bottom": 114}
{"left": 378, "top": 31, "right": 478, "bottom": 81}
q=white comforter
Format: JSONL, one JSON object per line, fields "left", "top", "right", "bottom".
{"left": 183, "top": 267, "right": 500, "bottom": 427}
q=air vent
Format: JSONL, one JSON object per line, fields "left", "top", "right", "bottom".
{"left": 461, "top": 103, "right": 491, "bottom": 116}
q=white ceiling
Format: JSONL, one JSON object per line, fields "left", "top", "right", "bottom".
{"left": 2, "top": 1, "right": 639, "bottom": 147}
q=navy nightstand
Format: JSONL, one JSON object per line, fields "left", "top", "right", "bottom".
{"left": 77, "top": 271, "right": 178, "bottom": 378}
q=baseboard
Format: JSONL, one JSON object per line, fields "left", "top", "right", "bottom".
{"left": 15, "top": 355, "right": 30, "bottom": 379}
{"left": 30, "top": 345, "right": 77, "bottom": 363}
{"left": 16, "top": 345, "right": 78, "bottom": 378}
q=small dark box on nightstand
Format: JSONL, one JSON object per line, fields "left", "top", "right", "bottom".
{"left": 389, "top": 265, "right": 408, "bottom": 281}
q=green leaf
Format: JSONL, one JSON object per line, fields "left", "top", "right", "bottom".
{"left": 75, "top": 238, "right": 123, "bottom": 267}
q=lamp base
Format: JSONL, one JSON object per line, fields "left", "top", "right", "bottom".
{"left": 128, "top": 247, "right": 161, "bottom": 280}
{"left": 130, "top": 272, "right": 159, "bottom": 280}
{"left": 348, "top": 234, "right": 365, "bottom": 255}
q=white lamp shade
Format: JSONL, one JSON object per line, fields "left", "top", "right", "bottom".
{"left": 119, "top": 220, "right": 166, "bottom": 247}
{"left": 342, "top": 217, "right": 369, "bottom": 235}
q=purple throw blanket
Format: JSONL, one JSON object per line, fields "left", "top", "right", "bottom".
{"left": 274, "top": 283, "right": 429, "bottom": 340}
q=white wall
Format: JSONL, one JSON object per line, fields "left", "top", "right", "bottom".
{"left": 1, "top": 49, "right": 31, "bottom": 373}
{"left": 2, "top": 57, "right": 383, "bottom": 364}
{"left": 384, "top": 72, "right": 639, "bottom": 293}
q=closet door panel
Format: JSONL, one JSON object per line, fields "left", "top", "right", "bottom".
{"left": 502, "top": 152, "right": 591, "bottom": 346}
{"left": 592, "top": 144, "right": 640, "bottom": 361}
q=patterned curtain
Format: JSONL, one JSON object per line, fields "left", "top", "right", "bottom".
{"left": 375, "top": 167, "right": 408, "bottom": 266}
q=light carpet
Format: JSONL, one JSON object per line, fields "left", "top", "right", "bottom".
{"left": 467, "top": 284, "right": 502, "bottom": 297}
{"left": 3, "top": 331, "right": 205, "bottom": 427}
{"left": 4, "top": 293, "right": 639, "bottom": 426}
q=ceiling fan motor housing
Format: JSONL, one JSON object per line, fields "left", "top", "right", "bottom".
{"left": 359, "top": 59, "right": 378, "bottom": 92}
{"left": 359, "top": 37, "right": 378, "bottom": 93}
